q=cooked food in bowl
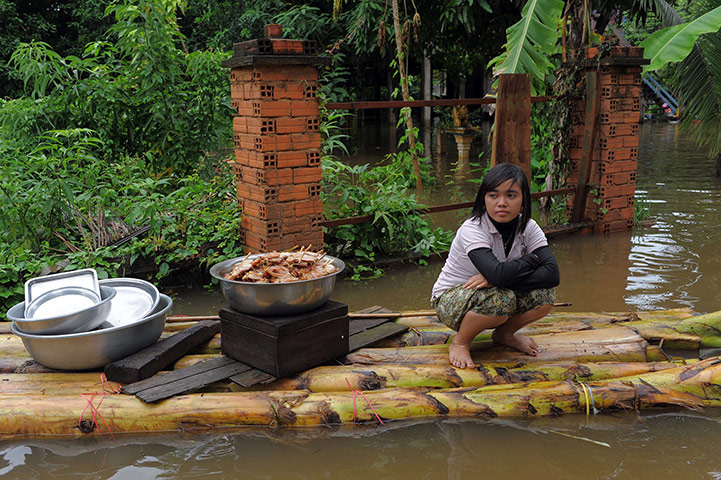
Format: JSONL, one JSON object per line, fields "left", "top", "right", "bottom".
{"left": 210, "top": 252, "right": 345, "bottom": 315}
{"left": 224, "top": 249, "right": 339, "bottom": 283}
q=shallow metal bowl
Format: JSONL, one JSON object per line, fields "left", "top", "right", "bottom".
{"left": 11, "top": 294, "right": 172, "bottom": 371}
{"left": 209, "top": 254, "right": 345, "bottom": 315}
{"left": 7, "top": 286, "right": 117, "bottom": 335}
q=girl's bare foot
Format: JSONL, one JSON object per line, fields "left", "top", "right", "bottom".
{"left": 449, "top": 342, "right": 476, "bottom": 368}
{"left": 492, "top": 329, "right": 539, "bottom": 356}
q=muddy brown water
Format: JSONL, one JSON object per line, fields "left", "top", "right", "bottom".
{"left": 4, "top": 123, "right": 721, "bottom": 478}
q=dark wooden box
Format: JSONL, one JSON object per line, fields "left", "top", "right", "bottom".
{"left": 220, "top": 301, "right": 349, "bottom": 378}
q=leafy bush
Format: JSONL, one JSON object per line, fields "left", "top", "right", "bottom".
{"left": 0, "top": 0, "right": 243, "bottom": 311}
{"left": 321, "top": 157, "right": 453, "bottom": 264}
{"left": 6, "top": 0, "right": 233, "bottom": 177}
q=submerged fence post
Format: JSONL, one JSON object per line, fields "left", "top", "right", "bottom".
{"left": 222, "top": 24, "right": 330, "bottom": 253}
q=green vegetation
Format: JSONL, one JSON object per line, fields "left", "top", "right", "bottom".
{"left": 0, "top": 0, "right": 243, "bottom": 310}
{"left": 320, "top": 110, "right": 453, "bottom": 278}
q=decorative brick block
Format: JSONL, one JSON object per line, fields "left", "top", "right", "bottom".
{"left": 293, "top": 166, "right": 322, "bottom": 184}
{"left": 292, "top": 231, "right": 324, "bottom": 250}
{"left": 290, "top": 101, "right": 319, "bottom": 117}
{"left": 233, "top": 100, "right": 292, "bottom": 117}
{"left": 596, "top": 220, "right": 634, "bottom": 234}
{"left": 276, "top": 117, "right": 311, "bottom": 134}
{"left": 235, "top": 150, "right": 277, "bottom": 169}
{"left": 233, "top": 117, "right": 277, "bottom": 135}
{"left": 293, "top": 198, "right": 323, "bottom": 216}
{"left": 291, "top": 132, "right": 321, "bottom": 150}
{"left": 600, "top": 124, "right": 638, "bottom": 138}
{"left": 282, "top": 214, "right": 322, "bottom": 234}
{"left": 598, "top": 184, "right": 636, "bottom": 198}
{"left": 241, "top": 165, "right": 294, "bottom": 186}
{"left": 244, "top": 231, "right": 286, "bottom": 253}
{"left": 598, "top": 159, "right": 637, "bottom": 174}
{"left": 276, "top": 151, "right": 310, "bottom": 168}
{"left": 230, "top": 66, "right": 318, "bottom": 83}
{"left": 236, "top": 183, "right": 278, "bottom": 203}
{"left": 599, "top": 170, "right": 636, "bottom": 186}
{"left": 240, "top": 199, "right": 285, "bottom": 221}
{"left": 278, "top": 184, "right": 311, "bottom": 202}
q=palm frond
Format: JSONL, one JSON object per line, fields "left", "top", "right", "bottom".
{"left": 675, "top": 34, "right": 721, "bottom": 157}
{"left": 640, "top": 4, "right": 721, "bottom": 72}
{"left": 488, "top": 0, "right": 564, "bottom": 88}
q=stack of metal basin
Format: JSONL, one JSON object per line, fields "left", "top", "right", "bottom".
{"left": 5, "top": 269, "right": 172, "bottom": 370}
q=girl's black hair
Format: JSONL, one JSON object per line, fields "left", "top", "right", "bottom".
{"left": 469, "top": 163, "right": 532, "bottom": 232}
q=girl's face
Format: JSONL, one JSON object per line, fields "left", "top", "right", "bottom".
{"left": 485, "top": 179, "right": 523, "bottom": 223}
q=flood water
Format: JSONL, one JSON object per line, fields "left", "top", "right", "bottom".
{"left": 4, "top": 122, "right": 721, "bottom": 478}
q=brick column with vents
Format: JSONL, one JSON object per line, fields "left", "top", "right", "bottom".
{"left": 566, "top": 46, "right": 646, "bottom": 233}
{"left": 222, "top": 25, "right": 330, "bottom": 253}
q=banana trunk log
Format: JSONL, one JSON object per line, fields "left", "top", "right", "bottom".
{"left": 393, "top": 308, "right": 694, "bottom": 328}
{"left": 345, "top": 326, "right": 667, "bottom": 365}
{"left": 2, "top": 358, "right": 721, "bottom": 438}
{"left": 391, "top": 309, "right": 704, "bottom": 350}
{"left": 0, "top": 361, "right": 682, "bottom": 395}
{"left": 254, "top": 361, "right": 681, "bottom": 392}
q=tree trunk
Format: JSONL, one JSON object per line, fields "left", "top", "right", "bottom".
{"left": 391, "top": 0, "right": 423, "bottom": 192}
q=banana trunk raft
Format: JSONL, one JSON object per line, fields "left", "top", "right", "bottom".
{"left": 2, "top": 307, "right": 721, "bottom": 438}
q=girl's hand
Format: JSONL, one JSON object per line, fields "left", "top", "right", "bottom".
{"left": 464, "top": 274, "right": 490, "bottom": 290}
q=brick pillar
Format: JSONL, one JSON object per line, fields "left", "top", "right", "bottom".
{"left": 567, "top": 46, "right": 646, "bottom": 233}
{"left": 222, "top": 25, "right": 330, "bottom": 253}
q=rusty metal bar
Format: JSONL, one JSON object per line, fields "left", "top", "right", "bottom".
{"left": 324, "top": 96, "right": 553, "bottom": 110}
{"left": 320, "top": 187, "right": 575, "bottom": 228}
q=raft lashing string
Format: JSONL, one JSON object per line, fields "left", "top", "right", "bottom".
{"left": 78, "top": 373, "right": 120, "bottom": 436}
{"left": 577, "top": 381, "right": 599, "bottom": 417}
{"left": 345, "top": 378, "right": 384, "bottom": 425}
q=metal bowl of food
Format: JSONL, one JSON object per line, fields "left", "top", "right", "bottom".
{"left": 11, "top": 294, "right": 172, "bottom": 371}
{"left": 209, "top": 253, "right": 345, "bottom": 315}
{"left": 7, "top": 285, "right": 117, "bottom": 335}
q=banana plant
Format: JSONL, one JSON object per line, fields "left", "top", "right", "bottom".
{"left": 643, "top": 0, "right": 721, "bottom": 162}
{"left": 487, "top": 0, "right": 565, "bottom": 93}
{"left": 490, "top": 0, "right": 721, "bottom": 161}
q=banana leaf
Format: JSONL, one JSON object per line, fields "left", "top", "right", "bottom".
{"left": 487, "top": 0, "right": 564, "bottom": 90}
{"left": 641, "top": 4, "right": 721, "bottom": 73}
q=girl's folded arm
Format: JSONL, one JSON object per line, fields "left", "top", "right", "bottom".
{"left": 511, "top": 246, "right": 560, "bottom": 291}
{"left": 467, "top": 247, "right": 539, "bottom": 288}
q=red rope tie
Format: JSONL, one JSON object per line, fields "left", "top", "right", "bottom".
{"left": 78, "top": 374, "right": 119, "bottom": 437}
{"left": 345, "top": 378, "right": 384, "bottom": 425}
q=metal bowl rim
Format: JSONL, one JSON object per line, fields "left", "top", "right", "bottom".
{"left": 11, "top": 293, "right": 172, "bottom": 339}
{"left": 209, "top": 254, "right": 345, "bottom": 285}
{"left": 7, "top": 286, "right": 117, "bottom": 324}
{"left": 24, "top": 286, "right": 101, "bottom": 320}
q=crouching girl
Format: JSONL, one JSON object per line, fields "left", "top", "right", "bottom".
{"left": 431, "top": 163, "right": 560, "bottom": 368}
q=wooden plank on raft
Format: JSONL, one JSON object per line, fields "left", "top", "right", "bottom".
{"left": 105, "top": 320, "right": 220, "bottom": 384}
{"left": 229, "top": 369, "right": 276, "bottom": 388}
{"left": 350, "top": 323, "right": 409, "bottom": 352}
{"left": 491, "top": 74, "right": 532, "bottom": 180}
{"left": 122, "top": 356, "right": 251, "bottom": 403}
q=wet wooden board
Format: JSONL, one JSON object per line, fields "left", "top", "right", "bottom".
{"left": 105, "top": 320, "right": 221, "bottom": 384}
{"left": 347, "top": 306, "right": 408, "bottom": 351}
{"left": 350, "top": 322, "right": 409, "bottom": 352}
{"left": 122, "top": 356, "right": 251, "bottom": 403}
{"left": 229, "top": 369, "right": 276, "bottom": 387}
